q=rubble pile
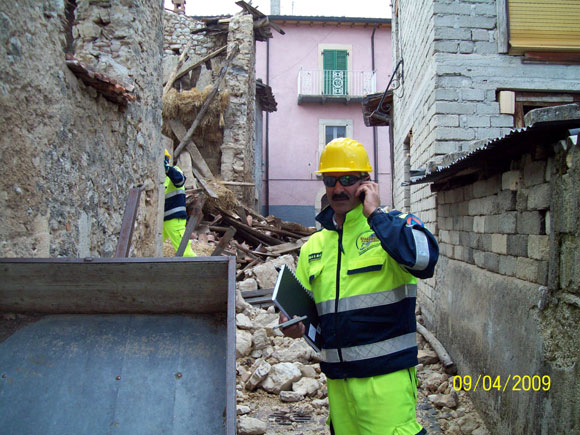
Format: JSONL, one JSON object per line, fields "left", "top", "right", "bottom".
{"left": 233, "top": 256, "right": 491, "bottom": 435}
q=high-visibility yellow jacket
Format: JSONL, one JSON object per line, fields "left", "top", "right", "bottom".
{"left": 296, "top": 204, "right": 438, "bottom": 379}
{"left": 164, "top": 166, "right": 187, "bottom": 221}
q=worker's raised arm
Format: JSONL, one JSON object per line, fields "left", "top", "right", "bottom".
{"left": 166, "top": 165, "right": 186, "bottom": 187}
{"left": 368, "top": 209, "right": 439, "bottom": 279}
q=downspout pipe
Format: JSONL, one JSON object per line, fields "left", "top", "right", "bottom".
{"left": 265, "top": 38, "right": 270, "bottom": 216}
{"left": 371, "top": 24, "right": 378, "bottom": 183}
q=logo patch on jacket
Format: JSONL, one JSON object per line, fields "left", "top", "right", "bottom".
{"left": 356, "top": 230, "right": 380, "bottom": 254}
{"left": 308, "top": 252, "right": 322, "bottom": 262}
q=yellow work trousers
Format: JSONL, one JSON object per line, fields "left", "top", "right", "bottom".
{"left": 163, "top": 218, "right": 196, "bottom": 257}
{"left": 326, "top": 367, "right": 424, "bottom": 435}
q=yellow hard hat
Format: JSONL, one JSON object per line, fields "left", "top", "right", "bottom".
{"left": 164, "top": 149, "right": 171, "bottom": 159}
{"left": 316, "top": 137, "right": 372, "bottom": 173}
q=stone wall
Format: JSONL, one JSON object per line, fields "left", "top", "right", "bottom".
{"left": 392, "top": 0, "right": 580, "bottom": 317}
{"left": 0, "top": 0, "right": 164, "bottom": 258}
{"left": 431, "top": 116, "right": 580, "bottom": 432}
{"left": 163, "top": 11, "right": 257, "bottom": 206}
{"left": 222, "top": 14, "right": 256, "bottom": 206}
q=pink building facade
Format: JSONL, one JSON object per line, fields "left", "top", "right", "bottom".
{"left": 256, "top": 16, "right": 393, "bottom": 226}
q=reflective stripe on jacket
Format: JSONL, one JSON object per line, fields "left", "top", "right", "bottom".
{"left": 164, "top": 166, "right": 187, "bottom": 221}
{"left": 295, "top": 204, "right": 438, "bottom": 379}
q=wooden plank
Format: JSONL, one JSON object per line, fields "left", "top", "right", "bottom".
{"left": 163, "top": 40, "right": 193, "bottom": 95}
{"left": 174, "top": 44, "right": 239, "bottom": 160}
{"left": 241, "top": 288, "right": 273, "bottom": 299}
{"left": 211, "top": 227, "right": 237, "bottom": 256}
{"left": 221, "top": 181, "right": 256, "bottom": 186}
{"left": 236, "top": 206, "right": 248, "bottom": 225}
{"left": 168, "top": 119, "right": 215, "bottom": 180}
{"left": 175, "top": 215, "right": 199, "bottom": 257}
{"left": 191, "top": 164, "right": 219, "bottom": 199}
{"left": 237, "top": 258, "right": 261, "bottom": 278}
{"left": 0, "top": 258, "right": 231, "bottom": 314}
{"left": 253, "top": 224, "right": 303, "bottom": 239}
{"left": 115, "top": 187, "right": 142, "bottom": 257}
{"left": 221, "top": 213, "right": 283, "bottom": 246}
{"left": 232, "top": 240, "right": 260, "bottom": 260}
{"left": 265, "top": 237, "right": 309, "bottom": 255}
{"left": 245, "top": 295, "right": 274, "bottom": 306}
{"left": 496, "top": 0, "right": 509, "bottom": 54}
{"left": 171, "top": 45, "right": 227, "bottom": 85}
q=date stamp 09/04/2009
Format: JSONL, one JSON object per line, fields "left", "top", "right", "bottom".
{"left": 452, "top": 375, "right": 551, "bottom": 392}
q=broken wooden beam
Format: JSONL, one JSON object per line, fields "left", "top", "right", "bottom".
{"left": 212, "top": 226, "right": 237, "bottom": 256}
{"left": 176, "top": 214, "right": 200, "bottom": 257}
{"left": 237, "top": 258, "right": 261, "bottom": 278}
{"left": 115, "top": 187, "right": 143, "bottom": 257}
{"left": 169, "top": 45, "right": 227, "bottom": 87}
{"left": 221, "top": 181, "right": 256, "bottom": 186}
{"left": 174, "top": 44, "right": 239, "bottom": 160}
{"left": 232, "top": 240, "right": 260, "bottom": 260}
{"left": 220, "top": 213, "right": 283, "bottom": 246}
{"left": 265, "top": 236, "right": 310, "bottom": 255}
{"left": 163, "top": 39, "right": 194, "bottom": 95}
{"left": 168, "top": 119, "right": 215, "bottom": 180}
{"left": 190, "top": 165, "right": 219, "bottom": 199}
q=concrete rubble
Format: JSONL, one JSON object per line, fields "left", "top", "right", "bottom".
{"left": 234, "top": 255, "right": 492, "bottom": 434}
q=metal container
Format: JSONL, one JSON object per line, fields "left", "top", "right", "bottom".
{"left": 0, "top": 257, "right": 236, "bottom": 435}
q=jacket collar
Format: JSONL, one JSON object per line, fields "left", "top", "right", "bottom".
{"left": 316, "top": 203, "right": 364, "bottom": 231}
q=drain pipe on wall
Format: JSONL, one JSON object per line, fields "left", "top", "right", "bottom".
{"left": 371, "top": 24, "right": 379, "bottom": 183}
{"left": 265, "top": 38, "right": 270, "bottom": 216}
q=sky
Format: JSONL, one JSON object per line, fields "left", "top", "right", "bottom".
{"left": 164, "top": 0, "right": 392, "bottom": 19}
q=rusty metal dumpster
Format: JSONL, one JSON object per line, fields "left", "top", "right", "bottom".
{"left": 0, "top": 257, "right": 236, "bottom": 435}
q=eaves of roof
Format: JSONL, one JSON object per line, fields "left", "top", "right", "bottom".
{"left": 256, "top": 79, "right": 277, "bottom": 113}
{"left": 362, "top": 91, "right": 393, "bottom": 127}
{"left": 411, "top": 119, "right": 580, "bottom": 187}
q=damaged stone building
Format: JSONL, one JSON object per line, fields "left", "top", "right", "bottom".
{"left": 162, "top": 3, "right": 280, "bottom": 216}
{"left": 0, "top": 0, "right": 276, "bottom": 258}
{"left": 0, "top": 0, "right": 164, "bottom": 258}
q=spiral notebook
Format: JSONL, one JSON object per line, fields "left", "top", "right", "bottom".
{"left": 271, "top": 265, "right": 322, "bottom": 353}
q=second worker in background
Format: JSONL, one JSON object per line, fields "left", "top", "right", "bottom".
{"left": 163, "top": 149, "right": 196, "bottom": 257}
{"left": 279, "top": 137, "right": 439, "bottom": 435}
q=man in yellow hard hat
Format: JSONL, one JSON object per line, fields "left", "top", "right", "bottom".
{"left": 163, "top": 149, "right": 196, "bottom": 257}
{"left": 279, "top": 137, "right": 438, "bottom": 434}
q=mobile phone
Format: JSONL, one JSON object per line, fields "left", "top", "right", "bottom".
{"left": 275, "top": 315, "right": 308, "bottom": 330}
{"left": 359, "top": 191, "right": 366, "bottom": 203}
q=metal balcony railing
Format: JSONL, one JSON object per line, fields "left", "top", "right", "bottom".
{"left": 297, "top": 69, "right": 377, "bottom": 101}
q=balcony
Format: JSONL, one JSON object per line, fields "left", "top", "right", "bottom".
{"left": 297, "top": 69, "right": 377, "bottom": 104}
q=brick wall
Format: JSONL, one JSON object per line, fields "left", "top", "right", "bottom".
{"left": 437, "top": 154, "right": 550, "bottom": 286}
{"left": 430, "top": 128, "right": 580, "bottom": 433}
{"left": 392, "top": 0, "right": 580, "bottom": 340}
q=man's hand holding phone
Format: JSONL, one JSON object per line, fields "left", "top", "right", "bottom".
{"left": 357, "top": 180, "right": 381, "bottom": 218}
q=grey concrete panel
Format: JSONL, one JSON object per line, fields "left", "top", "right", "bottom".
{"left": 0, "top": 314, "right": 228, "bottom": 435}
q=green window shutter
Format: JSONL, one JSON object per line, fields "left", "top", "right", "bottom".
{"left": 323, "top": 50, "right": 348, "bottom": 95}
{"left": 335, "top": 51, "right": 348, "bottom": 71}
{"left": 323, "top": 50, "right": 336, "bottom": 71}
